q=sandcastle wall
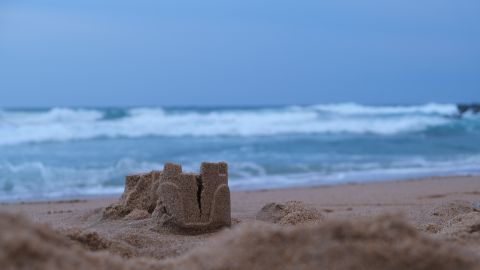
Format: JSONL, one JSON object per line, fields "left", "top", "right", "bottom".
{"left": 156, "top": 162, "right": 231, "bottom": 232}
{"left": 103, "top": 162, "right": 231, "bottom": 233}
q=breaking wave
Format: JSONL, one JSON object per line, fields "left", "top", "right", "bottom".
{"left": 308, "top": 103, "right": 458, "bottom": 115}
{"left": 0, "top": 103, "right": 474, "bottom": 146}
{"left": 2, "top": 155, "right": 480, "bottom": 201}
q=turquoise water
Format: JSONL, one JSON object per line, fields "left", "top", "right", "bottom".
{"left": 1, "top": 103, "right": 479, "bottom": 201}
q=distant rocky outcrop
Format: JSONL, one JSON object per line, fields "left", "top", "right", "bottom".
{"left": 457, "top": 103, "right": 480, "bottom": 115}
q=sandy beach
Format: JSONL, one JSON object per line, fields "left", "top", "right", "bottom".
{"left": 1, "top": 175, "right": 480, "bottom": 269}
{"left": 2, "top": 0, "right": 479, "bottom": 268}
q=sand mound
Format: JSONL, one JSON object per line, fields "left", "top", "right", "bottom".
{"left": 171, "top": 214, "right": 479, "bottom": 270}
{"left": 435, "top": 208, "right": 480, "bottom": 241}
{"left": 256, "top": 201, "right": 323, "bottom": 225}
{"left": 433, "top": 206, "right": 480, "bottom": 256}
{"left": 440, "top": 212, "right": 480, "bottom": 236}
{"left": 431, "top": 200, "right": 477, "bottom": 220}
{"left": 424, "top": 200, "right": 480, "bottom": 234}
{"left": 0, "top": 212, "right": 163, "bottom": 270}
{"left": 103, "top": 172, "right": 159, "bottom": 219}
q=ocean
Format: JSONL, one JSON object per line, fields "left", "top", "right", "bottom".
{"left": 0, "top": 103, "right": 479, "bottom": 201}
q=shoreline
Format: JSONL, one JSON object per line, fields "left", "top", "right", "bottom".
{"left": 2, "top": 173, "right": 480, "bottom": 204}
{"left": 1, "top": 174, "right": 479, "bottom": 223}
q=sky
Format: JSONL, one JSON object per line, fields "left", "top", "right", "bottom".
{"left": 0, "top": 0, "right": 479, "bottom": 107}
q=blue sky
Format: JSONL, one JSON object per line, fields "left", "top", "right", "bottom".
{"left": 0, "top": 0, "right": 479, "bottom": 107}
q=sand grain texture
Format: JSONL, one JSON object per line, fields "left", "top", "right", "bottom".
{"left": 167, "top": 214, "right": 480, "bottom": 270}
{"left": 0, "top": 213, "right": 162, "bottom": 270}
{"left": 2, "top": 212, "right": 480, "bottom": 270}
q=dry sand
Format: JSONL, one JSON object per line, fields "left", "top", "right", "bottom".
{"left": 1, "top": 175, "right": 480, "bottom": 269}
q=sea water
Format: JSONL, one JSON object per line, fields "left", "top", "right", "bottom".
{"left": 1, "top": 103, "right": 479, "bottom": 201}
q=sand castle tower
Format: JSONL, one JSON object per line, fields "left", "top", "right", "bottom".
{"left": 155, "top": 162, "right": 231, "bottom": 232}
{"left": 103, "top": 162, "right": 231, "bottom": 233}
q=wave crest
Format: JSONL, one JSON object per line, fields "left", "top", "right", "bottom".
{"left": 309, "top": 102, "right": 458, "bottom": 115}
{"left": 0, "top": 104, "right": 468, "bottom": 145}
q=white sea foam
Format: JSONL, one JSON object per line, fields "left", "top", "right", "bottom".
{"left": 2, "top": 155, "right": 480, "bottom": 201}
{"left": 0, "top": 159, "right": 163, "bottom": 200}
{"left": 0, "top": 104, "right": 460, "bottom": 145}
{"left": 229, "top": 155, "right": 480, "bottom": 190}
{"left": 309, "top": 102, "right": 458, "bottom": 115}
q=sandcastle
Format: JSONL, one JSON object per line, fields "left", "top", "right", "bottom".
{"left": 104, "top": 162, "right": 231, "bottom": 233}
